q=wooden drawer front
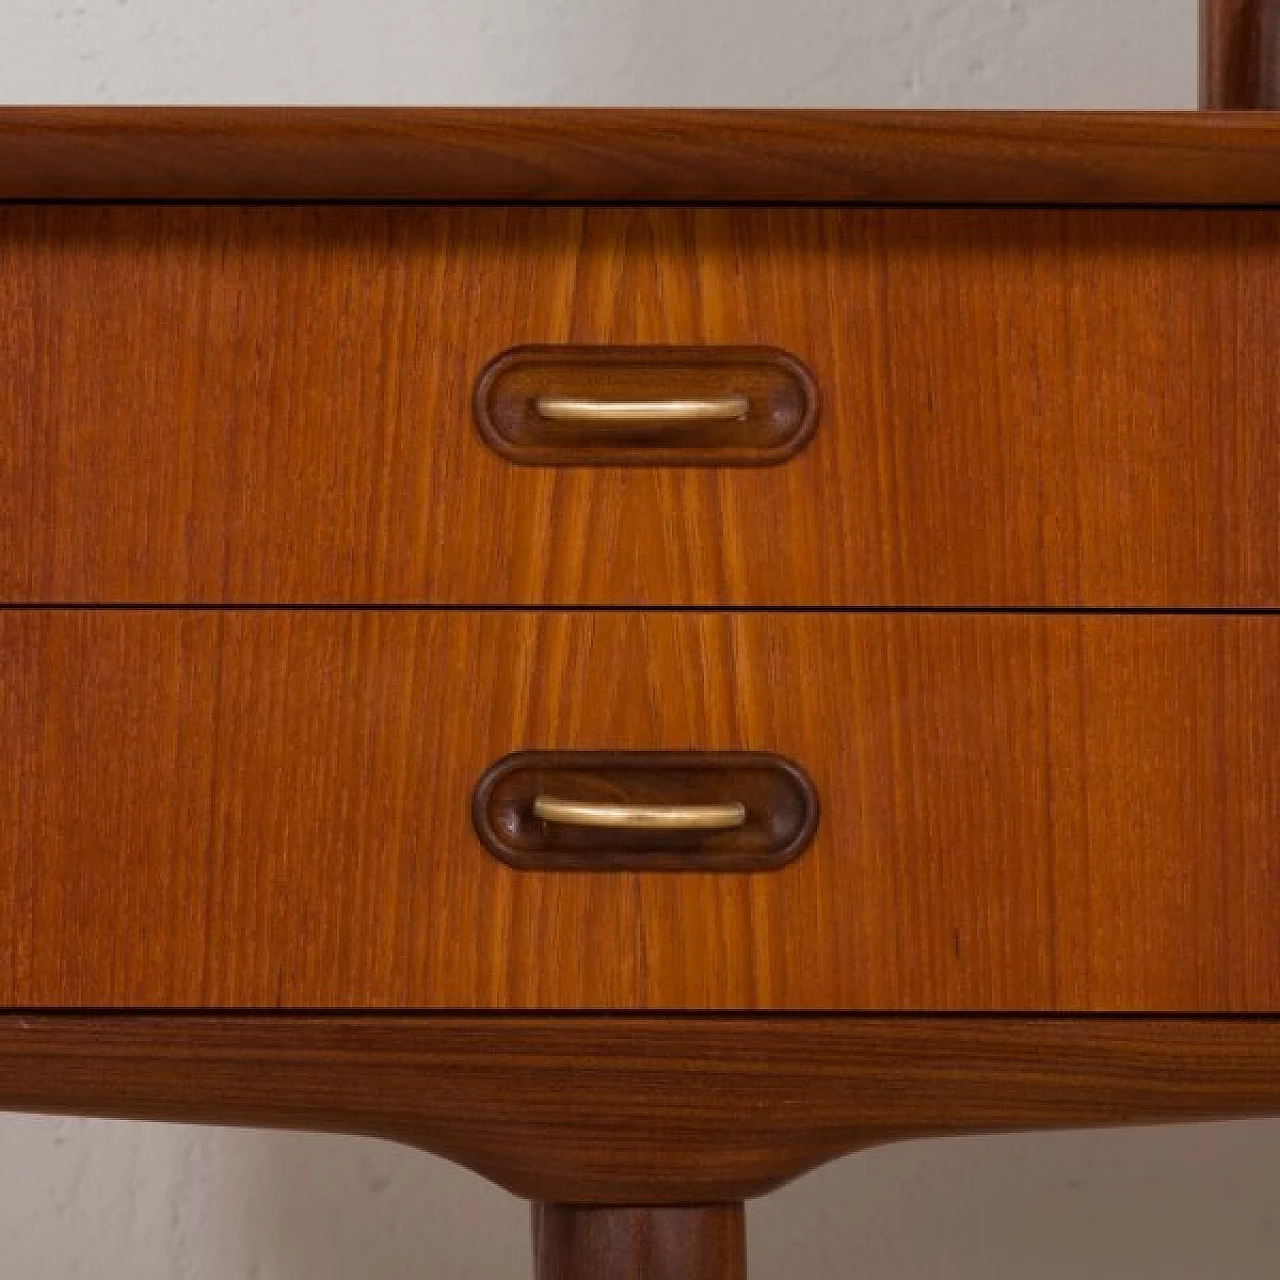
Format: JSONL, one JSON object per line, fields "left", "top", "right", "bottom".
{"left": 2, "top": 611, "right": 1274, "bottom": 1011}
{"left": 2, "top": 206, "right": 1276, "bottom": 607}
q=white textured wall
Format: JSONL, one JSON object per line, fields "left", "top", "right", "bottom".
{"left": 1, "top": 0, "right": 1196, "bottom": 106}
{"left": 4, "top": 1, "right": 1279, "bottom": 1277}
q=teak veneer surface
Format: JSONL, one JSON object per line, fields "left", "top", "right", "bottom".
{"left": 3, "top": 206, "right": 1277, "bottom": 607}
{"left": 4, "top": 109, "right": 1280, "bottom": 203}
{"left": 2, "top": 1015, "right": 1280, "bottom": 1203}
{"left": 2, "top": 611, "right": 1275, "bottom": 1011}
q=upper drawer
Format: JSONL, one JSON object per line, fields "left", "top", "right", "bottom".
{"left": 2, "top": 205, "right": 1276, "bottom": 606}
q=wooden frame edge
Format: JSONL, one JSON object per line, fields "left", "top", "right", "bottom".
{"left": 2, "top": 110, "right": 1280, "bottom": 204}
{"left": 0, "top": 1014, "right": 1277, "bottom": 1204}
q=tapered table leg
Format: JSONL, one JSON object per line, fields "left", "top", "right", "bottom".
{"left": 532, "top": 1204, "right": 747, "bottom": 1280}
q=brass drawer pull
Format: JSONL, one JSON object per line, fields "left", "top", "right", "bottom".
{"left": 534, "top": 395, "right": 751, "bottom": 424}
{"left": 476, "top": 346, "right": 818, "bottom": 467}
{"left": 533, "top": 794, "right": 748, "bottom": 832}
{"left": 474, "top": 752, "right": 818, "bottom": 872}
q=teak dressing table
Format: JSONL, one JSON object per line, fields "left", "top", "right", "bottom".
{"left": 2, "top": 2, "right": 1278, "bottom": 1275}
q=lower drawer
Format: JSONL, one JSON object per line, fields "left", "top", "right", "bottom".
{"left": 2, "top": 611, "right": 1275, "bottom": 1011}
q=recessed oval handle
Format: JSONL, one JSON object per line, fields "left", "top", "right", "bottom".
{"left": 533, "top": 794, "right": 748, "bottom": 831}
{"left": 473, "top": 752, "right": 818, "bottom": 872}
{"left": 475, "top": 346, "right": 818, "bottom": 467}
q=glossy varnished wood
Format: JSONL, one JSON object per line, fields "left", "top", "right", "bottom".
{"left": 533, "top": 1205, "right": 746, "bottom": 1280}
{"left": 4, "top": 110, "right": 1280, "bottom": 204}
{"left": 1, "top": 611, "right": 1275, "bottom": 1011}
{"left": 3, "top": 206, "right": 1277, "bottom": 607}
{"left": 0, "top": 1015, "right": 1279, "bottom": 1203}
{"left": 1203, "top": 0, "right": 1280, "bottom": 108}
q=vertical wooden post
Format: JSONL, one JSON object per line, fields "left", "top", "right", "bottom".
{"left": 533, "top": 1205, "right": 748, "bottom": 1280}
{"left": 1201, "top": 0, "right": 1280, "bottom": 107}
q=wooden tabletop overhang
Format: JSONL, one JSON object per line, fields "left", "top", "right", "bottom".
{"left": 1, "top": 108, "right": 1280, "bottom": 204}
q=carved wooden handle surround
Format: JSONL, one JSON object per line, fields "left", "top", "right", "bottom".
{"left": 475, "top": 346, "right": 818, "bottom": 467}
{"left": 473, "top": 752, "right": 819, "bottom": 872}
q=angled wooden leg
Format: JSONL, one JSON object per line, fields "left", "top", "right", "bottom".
{"left": 533, "top": 1204, "right": 747, "bottom": 1280}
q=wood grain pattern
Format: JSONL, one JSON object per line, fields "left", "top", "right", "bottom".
{"left": 4, "top": 110, "right": 1280, "bottom": 204}
{"left": 3, "top": 206, "right": 1277, "bottom": 608}
{"left": 1203, "top": 0, "right": 1280, "bottom": 107}
{"left": 533, "top": 1205, "right": 746, "bottom": 1280}
{"left": 1, "top": 611, "right": 1275, "bottom": 1011}
{"left": 1, "top": 1015, "right": 1280, "bottom": 1203}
